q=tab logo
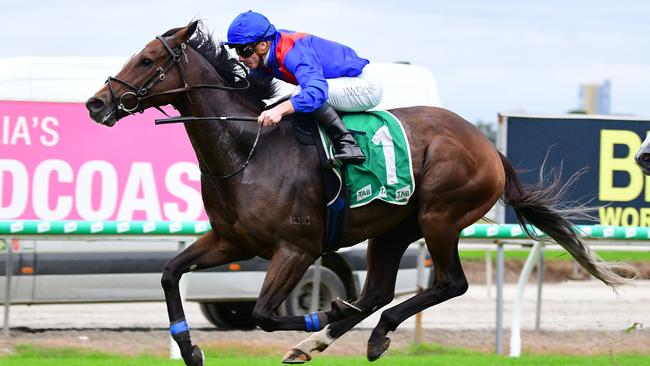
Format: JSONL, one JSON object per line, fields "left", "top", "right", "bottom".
{"left": 356, "top": 184, "right": 372, "bottom": 202}
{"left": 510, "top": 226, "right": 522, "bottom": 237}
{"left": 91, "top": 222, "right": 104, "bottom": 233}
{"left": 462, "top": 226, "right": 476, "bottom": 236}
{"left": 10, "top": 221, "right": 24, "bottom": 233}
{"left": 194, "top": 222, "right": 208, "bottom": 233}
{"left": 170, "top": 222, "right": 182, "bottom": 233}
{"left": 396, "top": 186, "right": 411, "bottom": 200}
{"left": 38, "top": 222, "right": 51, "bottom": 233}
{"left": 64, "top": 222, "right": 78, "bottom": 233}
{"left": 117, "top": 222, "right": 130, "bottom": 233}
{"left": 143, "top": 222, "right": 157, "bottom": 233}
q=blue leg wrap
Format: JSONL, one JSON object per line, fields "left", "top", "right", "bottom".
{"left": 304, "top": 312, "right": 321, "bottom": 332}
{"left": 311, "top": 312, "right": 321, "bottom": 331}
{"left": 170, "top": 319, "right": 190, "bottom": 335}
{"left": 304, "top": 314, "right": 313, "bottom": 332}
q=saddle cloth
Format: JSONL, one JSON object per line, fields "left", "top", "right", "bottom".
{"left": 320, "top": 110, "right": 415, "bottom": 208}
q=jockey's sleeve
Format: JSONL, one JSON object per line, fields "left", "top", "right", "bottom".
{"left": 285, "top": 49, "right": 328, "bottom": 113}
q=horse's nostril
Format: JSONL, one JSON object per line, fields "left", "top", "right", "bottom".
{"left": 85, "top": 97, "right": 105, "bottom": 113}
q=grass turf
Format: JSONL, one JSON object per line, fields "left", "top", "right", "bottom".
{"left": 460, "top": 249, "right": 650, "bottom": 262}
{"left": 2, "top": 344, "right": 649, "bottom": 366}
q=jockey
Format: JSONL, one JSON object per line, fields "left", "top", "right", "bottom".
{"left": 225, "top": 10, "right": 383, "bottom": 165}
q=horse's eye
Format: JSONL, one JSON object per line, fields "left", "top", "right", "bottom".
{"left": 140, "top": 58, "right": 153, "bottom": 67}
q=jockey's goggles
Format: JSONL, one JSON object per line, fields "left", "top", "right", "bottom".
{"left": 232, "top": 43, "right": 258, "bottom": 58}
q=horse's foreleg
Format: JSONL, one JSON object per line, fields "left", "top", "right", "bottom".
{"left": 161, "top": 230, "right": 251, "bottom": 366}
{"left": 284, "top": 216, "right": 421, "bottom": 363}
{"left": 367, "top": 224, "right": 467, "bottom": 361}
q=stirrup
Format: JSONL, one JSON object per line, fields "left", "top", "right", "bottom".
{"left": 334, "top": 149, "right": 366, "bottom": 165}
{"left": 333, "top": 141, "right": 365, "bottom": 164}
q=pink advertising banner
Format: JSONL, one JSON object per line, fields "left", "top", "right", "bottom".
{"left": 0, "top": 100, "right": 206, "bottom": 221}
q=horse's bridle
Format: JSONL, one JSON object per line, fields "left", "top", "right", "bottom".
{"left": 105, "top": 35, "right": 250, "bottom": 116}
{"left": 104, "top": 35, "right": 262, "bottom": 180}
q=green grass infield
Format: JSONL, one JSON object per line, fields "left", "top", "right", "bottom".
{"left": 2, "top": 344, "right": 649, "bottom": 366}
{"left": 460, "top": 249, "right": 650, "bottom": 262}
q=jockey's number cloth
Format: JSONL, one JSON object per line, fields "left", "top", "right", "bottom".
{"left": 320, "top": 110, "right": 415, "bottom": 208}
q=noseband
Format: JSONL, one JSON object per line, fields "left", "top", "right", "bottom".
{"left": 105, "top": 36, "right": 250, "bottom": 115}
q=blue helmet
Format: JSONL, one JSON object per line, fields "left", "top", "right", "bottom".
{"left": 227, "top": 11, "right": 277, "bottom": 45}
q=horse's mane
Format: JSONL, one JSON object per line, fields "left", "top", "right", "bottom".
{"left": 162, "top": 22, "right": 275, "bottom": 109}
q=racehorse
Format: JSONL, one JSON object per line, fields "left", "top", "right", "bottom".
{"left": 86, "top": 21, "right": 632, "bottom": 366}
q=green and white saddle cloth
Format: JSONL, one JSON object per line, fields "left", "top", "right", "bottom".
{"left": 319, "top": 110, "right": 415, "bottom": 208}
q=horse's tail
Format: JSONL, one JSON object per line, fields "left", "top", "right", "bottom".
{"left": 498, "top": 152, "right": 636, "bottom": 287}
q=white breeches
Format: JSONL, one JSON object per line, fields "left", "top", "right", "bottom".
{"left": 270, "top": 65, "right": 384, "bottom": 112}
{"left": 325, "top": 65, "right": 384, "bottom": 112}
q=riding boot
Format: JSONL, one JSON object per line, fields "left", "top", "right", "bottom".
{"left": 311, "top": 102, "right": 366, "bottom": 165}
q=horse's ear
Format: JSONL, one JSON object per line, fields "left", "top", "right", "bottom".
{"left": 174, "top": 20, "right": 199, "bottom": 44}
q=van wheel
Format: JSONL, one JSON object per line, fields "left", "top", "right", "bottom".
{"left": 279, "top": 267, "right": 347, "bottom": 316}
{"left": 199, "top": 301, "right": 257, "bottom": 330}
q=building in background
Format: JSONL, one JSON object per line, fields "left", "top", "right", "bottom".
{"left": 579, "top": 80, "right": 611, "bottom": 115}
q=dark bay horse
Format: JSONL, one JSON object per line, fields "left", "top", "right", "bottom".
{"left": 86, "top": 21, "right": 632, "bottom": 366}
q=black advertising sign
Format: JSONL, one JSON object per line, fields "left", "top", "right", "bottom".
{"left": 500, "top": 114, "right": 650, "bottom": 226}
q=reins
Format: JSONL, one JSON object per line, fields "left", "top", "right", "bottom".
{"left": 106, "top": 35, "right": 264, "bottom": 180}
{"left": 155, "top": 116, "right": 262, "bottom": 180}
{"left": 154, "top": 116, "right": 258, "bottom": 124}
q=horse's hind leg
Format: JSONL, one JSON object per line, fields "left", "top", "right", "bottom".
{"left": 245, "top": 239, "right": 320, "bottom": 333}
{"left": 367, "top": 223, "right": 467, "bottom": 361}
{"left": 250, "top": 239, "right": 360, "bottom": 337}
{"left": 252, "top": 225, "right": 414, "bottom": 334}
{"left": 283, "top": 215, "right": 421, "bottom": 363}
{"left": 161, "top": 230, "right": 252, "bottom": 366}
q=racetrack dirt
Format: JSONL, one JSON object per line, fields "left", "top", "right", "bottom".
{"left": 3, "top": 278, "right": 649, "bottom": 358}
{"left": 2, "top": 328, "right": 649, "bottom": 358}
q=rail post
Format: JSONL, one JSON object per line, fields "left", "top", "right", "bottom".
{"left": 495, "top": 242, "right": 504, "bottom": 354}
{"left": 414, "top": 240, "right": 426, "bottom": 344}
{"left": 310, "top": 258, "right": 322, "bottom": 312}
{"left": 486, "top": 249, "right": 493, "bottom": 298}
{"left": 509, "top": 241, "right": 542, "bottom": 357}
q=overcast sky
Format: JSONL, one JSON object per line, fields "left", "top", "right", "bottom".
{"left": 2, "top": 0, "right": 649, "bottom": 123}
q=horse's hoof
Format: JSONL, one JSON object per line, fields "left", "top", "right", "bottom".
{"left": 367, "top": 336, "right": 390, "bottom": 361}
{"left": 187, "top": 345, "right": 204, "bottom": 366}
{"left": 282, "top": 348, "right": 312, "bottom": 364}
